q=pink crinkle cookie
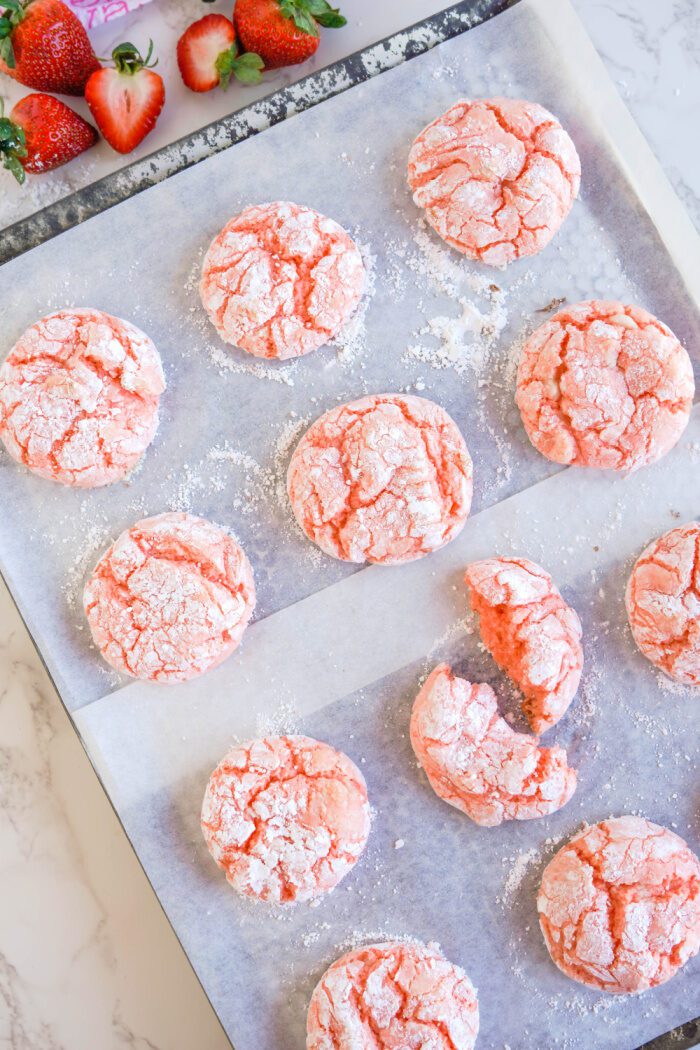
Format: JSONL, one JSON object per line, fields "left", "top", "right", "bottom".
{"left": 199, "top": 201, "right": 365, "bottom": 360}
{"left": 407, "top": 97, "right": 580, "bottom": 267}
{"left": 84, "top": 512, "right": 255, "bottom": 682}
{"left": 516, "top": 300, "right": 694, "bottom": 472}
{"left": 626, "top": 522, "right": 700, "bottom": 686}
{"left": 0, "top": 308, "right": 165, "bottom": 487}
{"left": 538, "top": 816, "right": 700, "bottom": 994}
{"left": 287, "top": 394, "right": 473, "bottom": 564}
{"left": 306, "top": 940, "right": 479, "bottom": 1050}
{"left": 201, "top": 735, "right": 370, "bottom": 904}
{"left": 464, "top": 557, "right": 583, "bottom": 734}
{"left": 410, "top": 664, "right": 576, "bottom": 826}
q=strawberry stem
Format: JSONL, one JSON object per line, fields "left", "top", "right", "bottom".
{"left": 101, "top": 39, "right": 158, "bottom": 75}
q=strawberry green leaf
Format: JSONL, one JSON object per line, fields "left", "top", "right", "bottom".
{"left": 291, "top": 10, "right": 319, "bottom": 36}
{"left": 109, "top": 39, "right": 157, "bottom": 74}
{"left": 4, "top": 151, "right": 24, "bottom": 184}
{"left": 0, "top": 33, "right": 15, "bottom": 68}
{"left": 0, "top": 114, "right": 26, "bottom": 185}
{"left": 279, "top": 1, "right": 319, "bottom": 38}
{"left": 231, "top": 51, "right": 264, "bottom": 85}
{"left": 314, "top": 10, "right": 346, "bottom": 27}
{"left": 216, "top": 47, "right": 264, "bottom": 90}
{"left": 214, "top": 45, "right": 237, "bottom": 91}
{"left": 0, "top": 0, "right": 23, "bottom": 22}
{"left": 302, "top": 0, "right": 346, "bottom": 28}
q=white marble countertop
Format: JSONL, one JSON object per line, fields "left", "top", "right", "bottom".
{"left": 1, "top": 2, "right": 699, "bottom": 1048}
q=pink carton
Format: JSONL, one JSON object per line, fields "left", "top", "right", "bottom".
{"left": 66, "top": 0, "right": 154, "bottom": 30}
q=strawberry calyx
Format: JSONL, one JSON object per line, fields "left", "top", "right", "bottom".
{"left": 278, "top": 0, "right": 346, "bottom": 38}
{"left": 215, "top": 45, "right": 263, "bottom": 89}
{"left": 0, "top": 99, "right": 27, "bottom": 184}
{"left": 0, "top": 0, "right": 28, "bottom": 69}
{"left": 103, "top": 39, "right": 158, "bottom": 76}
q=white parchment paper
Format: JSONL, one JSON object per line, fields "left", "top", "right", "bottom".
{"left": 77, "top": 416, "right": 700, "bottom": 1049}
{"left": 1, "top": 0, "right": 700, "bottom": 1046}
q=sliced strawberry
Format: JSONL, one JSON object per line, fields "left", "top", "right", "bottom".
{"left": 234, "top": 0, "right": 346, "bottom": 69}
{"left": 7, "top": 92, "right": 96, "bottom": 177}
{"left": 177, "top": 13, "right": 262, "bottom": 93}
{"left": 0, "top": 0, "right": 100, "bottom": 96}
{"left": 85, "top": 41, "right": 165, "bottom": 155}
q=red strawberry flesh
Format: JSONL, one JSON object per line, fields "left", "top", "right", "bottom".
{"left": 0, "top": 0, "right": 100, "bottom": 95}
{"left": 10, "top": 91, "right": 97, "bottom": 172}
{"left": 178, "top": 13, "right": 235, "bottom": 92}
{"left": 85, "top": 41, "right": 165, "bottom": 155}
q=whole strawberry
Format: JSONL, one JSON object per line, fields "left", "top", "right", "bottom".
{"left": 233, "top": 0, "right": 346, "bottom": 69}
{"left": 177, "top": 13, "right": 262, "bottom": 93}
{"left": 85, "top": 40, "right": 165, "bottom": 155}
{"left": 1, "top": 92, "right": 96, "bottom": 182}
{"left": 0, "top": 0, "right": 100, "bottom": 96}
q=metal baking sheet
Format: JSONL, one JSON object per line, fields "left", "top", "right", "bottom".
{"left": 0, "top": 0, "right": 517, "bottom": 265}
{"left": 1, "top": 0, "right": 699, "bottom": 1046}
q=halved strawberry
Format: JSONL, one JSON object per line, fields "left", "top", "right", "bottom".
{"left": 85, "top": 40, "right": 165, "bottom": 155}
{"left": 1, "top": 92, "right": 96, "bottom": 181}
{"left": 177, "top": 13, "right": 262, "bottom": 93}
{"left": 233, "top": 0, "right": 346, "bottom": 69}
{"left": 0, "top": 0, "right": 100, "bottom": 96}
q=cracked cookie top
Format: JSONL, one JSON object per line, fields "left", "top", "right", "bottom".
{"left": 516, "top": 300, "right": 694, "bottom": 472}
{"left": 407, "top": 97, "right": 580, "bottom": 267}
{"left": 199, "top": 201, "right": 365, "bottom": 360}
{"left": 201, "top": 735, "right": 370, "bottom": 905}
{"left": 84, "top": 512, "right": 255, "bottom": 683}
{"left": 626, "top": 521, "right": 700, "bottom": 686}
{"left": 0, "top": 308, "right": 165, "bottom": 487}
{"left": 538, "top": 816, "right": 700, "bottom": 993}
{"left": 287, "top": 394, "right": 473, "bottom": 565}
{"left": 306, "top": 940, "right": 479, "bottom": 1049}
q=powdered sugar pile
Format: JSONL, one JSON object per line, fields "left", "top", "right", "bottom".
{"left": 501, "top": 846, "right": 541, "bottom": 905}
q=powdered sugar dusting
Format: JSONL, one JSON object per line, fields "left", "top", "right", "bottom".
{"left": 331, "top": 238, "right": 376, "bottom": 367}
{"left": 502, "top": 847, "right": 540, "bottom": 905}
